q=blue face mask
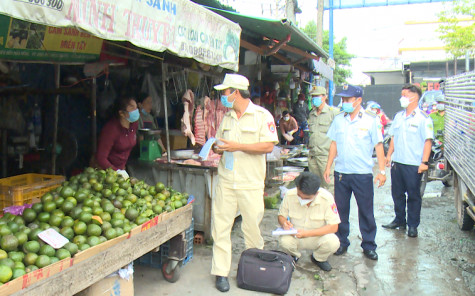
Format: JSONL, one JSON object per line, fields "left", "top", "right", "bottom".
{"left": 342, "top": 102, "right": 355, "bottom": 113}
{"left": 127, "top": 109, "right": 140, "bottom": 123}
{"left": 220, "top": 91, "right": 235, "bottom": 108}
{"left": 141, "top": 108, "right": 148, "bottom": 115}
{"left": 312, "top": 96, "right": 322, "bottom": 107}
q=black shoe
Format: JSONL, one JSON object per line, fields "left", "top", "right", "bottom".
{"left": 215, "top": 276, "right": 230, "bottom": 292}
{"left": 363, "top": 249, "right": 378, "bottom": 260}
{"left": 292, "top": 256, "right": 299, "bottom": 263}
{"left": 407, "top": 227, "right": 418, "bottom": 237}
{"left": 382, "top": 220, "right": 406, "bottom": 229}
{"left": 334, "top": 246, "right": 348, "bottom": 256}
{"left": 310, "top": 255, "right": 332, "bottom": 271}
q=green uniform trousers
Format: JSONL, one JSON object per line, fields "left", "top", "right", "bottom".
{"left": 308, "top": 154, "right": 334, "bottom": 195}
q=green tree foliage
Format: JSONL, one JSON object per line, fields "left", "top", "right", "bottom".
{"left": 190, "top": 0, "right": 236, "bottom": 11}
{"left": 437, "top": 0, "right": 475, "bottom": 58}
{"left": 302, "top": 20, "right": 354, "bottom": 85}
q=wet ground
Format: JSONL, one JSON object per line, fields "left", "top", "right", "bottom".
{"left": 134, "top": 172, "right": 475, "bottom": 296}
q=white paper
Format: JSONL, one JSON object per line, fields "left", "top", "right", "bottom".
{"left": 224, "top": 151, "right": 234, "bottom": 170}
{"left": 38, "top": 228, "right": 69, "bottom": 249}
{"left": 272, "top": 227, "right": 298, "bottom": 236}
{"left": 199, "top": 137, "right": 216, "bottom": 160}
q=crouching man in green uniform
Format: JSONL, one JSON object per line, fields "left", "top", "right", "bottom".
{"left": 278, "top": 172, "right": 341, "bottom": 271}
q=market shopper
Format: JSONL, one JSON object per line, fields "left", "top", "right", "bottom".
{"left": 95, "top": 96, "right": 139, "bottom": 179}
{"left": 323, "top": 84, "right": 386, "bottom": 261}
{"left": 307, "top": 86, "right": 339, "bottom": 194}
{"left": 280, "top": 111, "right": 299, "bottom": 144}
{"left": 369, "top": 102, "right": 390, "bottom": 135}
{"left": 136, "top": 92, "right": 167, "bottom": 154}
{"left": 211, "top": 73, "right": 279, "bottom": 292}
{"left": 383, "top": 84, "right": 433, "bottom": 238}
{"left": 429, "top": 98, "right": 445, "bottom": 144}
{"left": 278, "top": 172, "right": 340, "bottom": 271}
{"left": 293, "top": 93, "right": 310, "bottom": 128}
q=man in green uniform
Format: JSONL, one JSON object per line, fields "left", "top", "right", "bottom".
{"left": 429, "top": 98, "right": 445, "bottom": 143}
{"left": 307, "top": 86, "right": 340, "bottom": 194}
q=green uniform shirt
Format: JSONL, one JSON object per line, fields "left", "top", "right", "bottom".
{"left": 429, "top": 111, "right": 445, "bottom": 142}
{"left": 308, "top": 104, "right": 340, "bottom": 156}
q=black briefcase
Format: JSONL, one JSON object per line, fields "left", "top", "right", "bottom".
{"left": 237, "top": 248, "right": 294, "bottom": 295}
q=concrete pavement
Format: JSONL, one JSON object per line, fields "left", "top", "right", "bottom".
{"left": 134, "top": 174, "right": 475, "bottom": 296}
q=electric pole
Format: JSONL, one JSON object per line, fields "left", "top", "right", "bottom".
{"left": 286, "top": 0, "right": 296, "bottom": 23}
{"left": 316, "top": 0, "right": 324, "bottom": 46}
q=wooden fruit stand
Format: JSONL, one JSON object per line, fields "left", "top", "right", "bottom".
{"left": 1, "top": 204, "right": 192, "bottom": 295}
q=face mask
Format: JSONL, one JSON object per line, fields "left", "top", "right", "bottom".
{"left": 299, "top": 101, "right": 304, "bottom": 106}
{"left": 436, "top": 104, "right": 445, "bottom": 111}
{"left": 141, "top": 108, "right": 148, "bottom": 114}
{"left": 399, "top": 96, "right": 410, "bottom": 108}
{"left": 127, "top": 109, "right": 140, "bottom": 123}
{"left": 298, "top": 196, "right": 314, "bottom": 206}
{"left": 312, "top": 96, "right": 322, "bottom": 108}
{"left": 283, "top": 116, "right": 290, "bottom": 121}
{"left": 220, "top": 91, "right": 235, "bottom": 108}
{"left": 342, "top": 102, "right": 355, "bottom": 113}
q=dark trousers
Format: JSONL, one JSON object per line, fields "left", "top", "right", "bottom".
{"left": 334, "top": 172, "right": 377, "bottom": 251}
{"left": 391, "top": 162, "right": 423, "bottom": 227}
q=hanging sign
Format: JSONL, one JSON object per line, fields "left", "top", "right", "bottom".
{"left": 0, "top": 15, "right": 103, "bottom": 62}
{"left": 0, "top": 0, "right": 241, "bottom": 70}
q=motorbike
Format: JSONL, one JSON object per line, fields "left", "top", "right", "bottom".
{"left": 292, "top": 121, "right": 309, "bottom": 145}
{"left": 420, "top": 131, "right": 452, "bottom": 197}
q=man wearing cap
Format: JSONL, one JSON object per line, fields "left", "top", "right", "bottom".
{"left": 211, "top": 73, "right": 279, "bottom": 292}
{"left": 307, "top": 86, "right": 339, "bottom": 194}
{"left": 323, "top": 84, "right": 387, "bottom": 260}
{"left": 383, "top": 84, "right": 433, "bottom": 238}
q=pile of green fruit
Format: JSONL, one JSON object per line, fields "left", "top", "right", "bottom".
{"left": 0, "top": 167, "right": 189, "bottom": 285}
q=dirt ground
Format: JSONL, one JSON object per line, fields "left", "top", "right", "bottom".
{"left": 134, "top": 173, "right": 475, "bottom": 296}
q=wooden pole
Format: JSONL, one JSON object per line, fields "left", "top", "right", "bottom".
{"left": 51, "top": 64, "right": 60, "bottom": 175}
{"left": 91, "top": 77, "right": 97, "bottom": 154}
{"left": 162, "top": 62, "right": 171, "bottom": 163}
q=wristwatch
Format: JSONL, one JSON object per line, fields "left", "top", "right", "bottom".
{"left": 422, "top": 161, "right": 429, "bottom": 165}
{"left": 380, "top": 170, "right": 386, "bottom": 176}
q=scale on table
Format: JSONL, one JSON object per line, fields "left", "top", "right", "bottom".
{"left": 138, "top": 129, "right": 162, "bottom": 161}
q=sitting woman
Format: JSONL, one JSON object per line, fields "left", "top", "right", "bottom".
{"left": 95, "top": 96, "right": 139, "bottom": 178}
{"left": 136, "top": 93, "right": 167, "bottom": 155}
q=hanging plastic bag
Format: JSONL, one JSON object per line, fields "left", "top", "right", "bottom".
{"left": 97, "top": 81, "right": 116, "bottom": 120}
{"left": 141, "top": 73, "right": 161, "bottom": 116}
{"left": 0, "top": 97, "right": 25, "bottom": 132}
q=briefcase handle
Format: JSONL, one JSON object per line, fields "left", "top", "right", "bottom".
{"left": 257, "top": 253, "right": 279, "bottom": 262}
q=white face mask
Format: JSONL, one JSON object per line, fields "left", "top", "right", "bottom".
{"left": 298, "top": 196, "right": 314, "bottom": 206}
{"left": 284, "top": 116, "right": 290, "bottom": 121}
{"left": 399, "top": 96, "right": 410, "bottom": 108}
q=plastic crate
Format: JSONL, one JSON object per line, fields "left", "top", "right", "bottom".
{"left": 0, "top": 174, "right": 65, "bottom": 210}
{"left": 135, "top": 218, "right": 194, "bottom": 268}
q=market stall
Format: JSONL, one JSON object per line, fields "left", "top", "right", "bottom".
{"left": 128, "top": 160, "right": 216, "bottom": 240}
{"left": 0, "top": 0, "right": 241, "bottom": 294}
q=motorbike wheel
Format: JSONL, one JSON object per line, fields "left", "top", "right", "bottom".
{"left": 442, "top": 173, "right": 453, "bottom": 187}
{"left": 420, "top": 171, "right": 428, "bottom": 197}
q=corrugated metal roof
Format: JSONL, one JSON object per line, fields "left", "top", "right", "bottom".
{"left": 205, "top": 7, "right": 329, "bottom": 59}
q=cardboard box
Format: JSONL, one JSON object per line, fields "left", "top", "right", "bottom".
{"left": 161, "top": 134, "right": 188, "bottom": 150}
{"left": 76, "top": 271, "right": 134, "bottom": 296}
